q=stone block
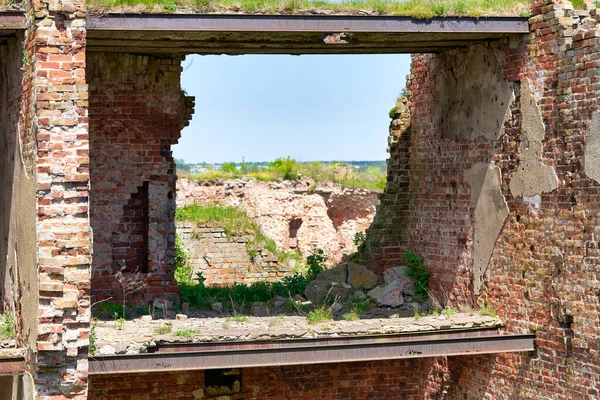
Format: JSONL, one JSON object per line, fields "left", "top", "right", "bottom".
{"left": 347, "top": 262, "right": 378, "bottom": 290}
{"left": 368, "top": 281, "right": 404, "bottom": 307}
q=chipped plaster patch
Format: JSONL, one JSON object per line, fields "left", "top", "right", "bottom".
{"left": 465, "top": 163, "right": 509, "bottom": 295}
{"left": 509, "top": 78, "right": 559, "bottom": 198}
{"left": 584, "top": 111, "right": 600, "bottom": 183}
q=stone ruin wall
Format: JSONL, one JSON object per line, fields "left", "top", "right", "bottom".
{"left": 364, "top": 1, "right": 600, "bottom": 398}
{"left": 177, "top": 178, "right": 380, "bottom": 266}
{"left": 88, "top": 53, "right": 195, "bottom": 305}
{"left": 177, "top": 222, "right": 292, "bottom": 286}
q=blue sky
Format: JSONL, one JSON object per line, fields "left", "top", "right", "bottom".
{"left": 175, "top": 53, "right": 411, "bottom": 164}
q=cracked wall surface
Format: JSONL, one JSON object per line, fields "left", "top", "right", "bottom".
{"left": 509, "top": 78, "right": 559, "bottom": 198}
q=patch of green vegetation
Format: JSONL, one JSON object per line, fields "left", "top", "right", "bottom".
{"left": 176, "top": 204, "right": 300, "bottom": 266}
{"left": 226, "top": 315, "right": 249, "bottom": 323}
{"left": 0, "top": 313, "right": 15, "bottom": 342}
{"left": 478, "top": 306, "right": 496, "bottom": 317}
{"left": 89, "top": 321, "right": 97, "bottom": 355}
{"left": 343, "top": 308, "right": 360, "bottom": 321}
{"left": 307, "top": 306, "right": 333, "bottom": 325}
{"left": 174, "top": 234, "right": 193, "bottom": 284}
{"left": 178, "top": 248, "right": 327, "bottom": 311}
{"left": 404, "top": 251, "right": 430, "bottom": 303}
{"left": 154, "top": 324, "right": 172, "bottom": 334}
{"left": 87, "top": 0, "right": 529, "bottom": 18}
{"left": 174, "top": 329, "right": 200, "bottom": 337}
{"left": 182, "top": 158, "right": 387, "bottom": 192}
{"left": 442, "top": 306, "right": 456, "bottom": 319}
{"left": 570, "top": 0, "right": 586, "bottom": 9}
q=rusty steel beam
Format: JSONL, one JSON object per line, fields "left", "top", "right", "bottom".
{"left": 86, "top": 14, "right": 529, "bottom": 34}
{"left": 0, "top": 12, "right": 25, "bottom": 30}
{"left": 89, "top": 329, "right": 535, "bottom": 375}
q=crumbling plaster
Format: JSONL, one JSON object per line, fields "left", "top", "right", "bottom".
{"left": 509, "top": 78, "right": 559, "bottom": 198}
{"left": 465, "top": 163, "right": 508, "bottom": 295}
{"left": 584, "top": 111, "right": 600, "bottom": 184}
{"left": 435, "top": 45, "right": 513, "bottom": 141}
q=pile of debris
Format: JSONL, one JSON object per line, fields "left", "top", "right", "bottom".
{"left": 245, "top": 262, "right": 427, "bottom": 318}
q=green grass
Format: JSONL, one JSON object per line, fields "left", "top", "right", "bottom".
{"left": 154, "top": 324, "right": 172, "bottom": 334}
{"left": 174, "top": 329, "right": 200, "bottom": 337}
{"left": 478, "top": 306, "right": 496, "bottom": 317}
{"left": 442, "top": 306, "right": 456, "bottom": 319}
{"left": 88, "top": 0, "right": 529, "bottom": 18}
{"left": 175, "top": 204, "right": 301, "bottom": 268}
{"left": 226, "top": 315, "right": 249, "bottom": 323}
{"left": 0, "top": 313, "right": 15, "bottom": 342}
{"left": 307, "top": 306, "right": 333, "bottom": 325}
{"left": 343, "top": 309, "right": 360, "bottom": 321}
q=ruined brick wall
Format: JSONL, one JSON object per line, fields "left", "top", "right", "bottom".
{"left": 177, "top": 178, "right": 379, "bottom": 265}
{"left": 177, "top": 222, "right": 292, "bottom": 286}
{"left": 363, "top": 0, "right": 600, "bottom": 398}
{"left": 23, "top": 0, "right": 92, "bottom": 395}
{"left": 88, "top": 360, "right": 422, "bottom": 399}
{"left": 88, "top": 53, "right": 194, "bottom": 304}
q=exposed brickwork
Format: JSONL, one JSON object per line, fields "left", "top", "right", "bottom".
{"left": 177, "top": 222, "right": 292, "bottom": 286}
{"left": 363, "top": 0, "right": 600, "bottom": 398}
{"left": 24, "top": 0, "right": 92, "bottom": 395}
{"left": 87, "top": 53, "right": 194, "bottom": 305}
{"left": 88, "top": 360, "right": 422, "bottom": 400}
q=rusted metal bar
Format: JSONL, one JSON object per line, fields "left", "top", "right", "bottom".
{"left": 86, "top": 14, "right": 529, "bottom": 34}
{"left": 0, "top": 12, "right": 25, "bottom": 30}
{"left": 89, "top": 330, "right": 535, "bottom": 375}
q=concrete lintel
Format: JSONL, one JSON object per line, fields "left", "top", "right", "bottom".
{"left": 85, "top": 14, "right": 529, "bottom": 55}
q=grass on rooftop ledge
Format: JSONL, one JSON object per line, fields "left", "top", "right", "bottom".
{"left": 87, "top": 0, "right": 530, "bottom": 18}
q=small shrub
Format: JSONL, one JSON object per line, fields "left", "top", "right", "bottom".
{"left": 404, "top": 251, "right": 429, "bottom": 302}
{"left": 268, "top": 157, "right": 299, "bottom": 180}
{"left": 115, "top": 317, "right": 125, "bottom": 330}
{"left": 174, "top": 234, "right": 192, "bottom": 284}
{"left": 154, "top": 324, "right": 172, "bottom": 334}
{"left": 389, "top": 106, "right": 397, "bottom": 119}
{"left": 306, "top": 249, "right": 327, "bottom": 281}
{"left": 221, "top": 162, "right": 238, "bottom": 174}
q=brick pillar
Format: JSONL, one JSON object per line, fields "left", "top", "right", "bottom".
{"left": 23, "top": 0, "right": 91, "bottom": 396}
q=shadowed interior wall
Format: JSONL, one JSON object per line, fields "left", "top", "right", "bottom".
{"left": 88, "top": 52, "right": 194, "bottom": 304}
{"left": 0, "top": 35, "right": 37, "bottom": 399}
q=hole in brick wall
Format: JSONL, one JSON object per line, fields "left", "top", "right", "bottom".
{"left": 160, "top": 139, "right": 171, "bottom": 159}
{"left": 530, "top": 245, "right": 535, "bottom": 252}
{"left": 205, "top": 368, "right": 242, "bottom": 396}
{"left": 289, "top": 218, "right": 303, "bottom": 239}
{"left": 516, "top": 215, "right": 521, "bottom": 222}
{"left": 112, "top": 181, "right": 150, "bottom": 273}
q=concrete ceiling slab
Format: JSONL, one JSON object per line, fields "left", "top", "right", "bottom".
{"left": 85, "top": 14, "right": 530, "bottom": 55}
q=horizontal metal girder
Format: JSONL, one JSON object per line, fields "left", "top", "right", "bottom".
{"left": 89, "top": 329, "right": 535, "bottom": 375}
{"left": 86, "top": 14, "right": 529, "bottom": 34}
